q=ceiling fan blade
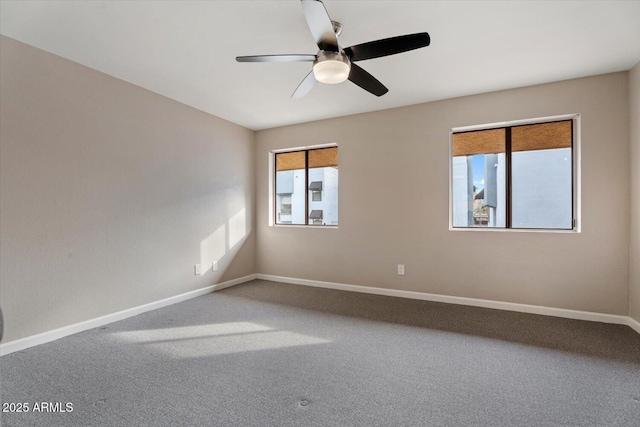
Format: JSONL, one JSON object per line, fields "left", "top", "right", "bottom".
{"left": 236, "top": 54, "right": 317, "bottom": 63}
{"left": 300, "top": 0, "right": 339, "bottom": 52}
{"left": 344, "top": 32, "right": 430, "bottom": 62}
{"left": 348, "top": 63, "right": 388, "bottom": 97}
{"left": 292, "top": 70, "right": 319, "bottom": 98}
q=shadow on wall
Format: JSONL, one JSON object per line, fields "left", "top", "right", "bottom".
{"left": 200, "top": 207, "right": 248, "bottom": 279}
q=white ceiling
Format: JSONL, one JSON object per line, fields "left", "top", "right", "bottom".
{"left": 1, "top": 1, "right": 639, "bottom": 131}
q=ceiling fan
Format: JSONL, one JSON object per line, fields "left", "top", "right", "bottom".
{"left": 236, "top": 0, "right": 430, "bottom": 98}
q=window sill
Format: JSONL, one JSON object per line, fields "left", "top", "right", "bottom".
{"left": 271, "top": 224, "right": 339, "bottom": 229}
{"left": 449, "top": 226, "right": 579, "bottom": 234}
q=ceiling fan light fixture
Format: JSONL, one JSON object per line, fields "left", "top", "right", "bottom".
{"left": 313, "top": 52, "right": 350, "bottom": 84}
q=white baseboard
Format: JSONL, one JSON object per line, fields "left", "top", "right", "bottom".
{"left": 256, "top": 274, "right": 635, "bottom": 329}
{"left": 2, "top": 272, "right": 636, "bottom": 356}
{"left": 0, "top": 274, "right": 256, "bottom": 356}
{"left": 212, "top": 274, "right": 257, "bottom": 292}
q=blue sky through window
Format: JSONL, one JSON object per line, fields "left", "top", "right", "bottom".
{"left": 473, "top": 154, "right": 485, "bottom": 191}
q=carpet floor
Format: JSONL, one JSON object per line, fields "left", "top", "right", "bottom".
{"left": 1, "top": 279, "right": 639, "bottom": 426}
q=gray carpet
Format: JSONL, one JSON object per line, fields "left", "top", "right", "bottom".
{"left": 1, "top": 279, "right": 639, "bottom": 426}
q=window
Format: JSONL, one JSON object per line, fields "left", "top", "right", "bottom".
{"left": 310, "top": 181, "right": 323, "bottom": 201}
{"left": 280, "top": 195, "right": 292, "bottom": 215}
{"left": 274, "top": 146, "right": 338, "bottom": 226}
{"left": 450, "top": 117, "right": 577, "bottom": 230}
{"left": 310, "top": 210, "right": 323, "bottom": 225}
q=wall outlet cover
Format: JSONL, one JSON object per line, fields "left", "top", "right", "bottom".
{"left": 397, "top": 264, "right": 405, "bottom": 275}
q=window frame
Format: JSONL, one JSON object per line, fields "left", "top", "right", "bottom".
{"left": 449, "top": 114, "right": 581, "bottom": 233}
{"left": 269, "top": 143, "right": 339, "bottom": 228}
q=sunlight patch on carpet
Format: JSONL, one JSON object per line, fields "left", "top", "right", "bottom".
{"left": 111, "top": 322, "right": 330, "bottom": 358}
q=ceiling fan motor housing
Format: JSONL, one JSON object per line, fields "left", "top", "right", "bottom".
{"left": 313, "top": 51, "right": 351, "bottom": 84}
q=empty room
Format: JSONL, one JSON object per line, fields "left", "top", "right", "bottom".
{"left": 1, "top": 1, "right": 640, "bottom": 426}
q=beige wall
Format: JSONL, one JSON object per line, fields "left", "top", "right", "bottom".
{"left": 256, "top": 72, "right": 630, "bottom": 315}
{"left": 0, "top": 36, "right": 256, "bottom": 342}
{"left": 1, "top": 33, "right": 636, "bottom": 345}
{"left": 630, "top": 62, "right": 640, "bottom": 322}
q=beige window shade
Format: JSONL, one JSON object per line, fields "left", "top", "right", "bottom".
{"left": 276, "top": 151, "right": 306, "bottom": 172}
{"left": 512, "top": 120, "right": 572, "bottom": 152}
{"left": 453, "top": 128, "right": 505, "bottom": 157}
{"left": 309, "top": 147, "right": 338, "bottom": 168}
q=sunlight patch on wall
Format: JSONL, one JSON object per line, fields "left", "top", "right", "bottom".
{"left": 200, "top": 224, "right": 226, "bottom": 274}
{"left": 228, "top": 207, "right": 246, "bottom": 249}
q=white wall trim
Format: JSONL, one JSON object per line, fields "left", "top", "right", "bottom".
{"left": 3, "top": 272, "right": 636, "bottom": 357}
{"left": 0, "top": 274, "right": 256, "bottom": 356}
{"left": 211, "top": 274, "right": 257, "bottom": 292}
{"left": 257, "top": 274, "right": 636, "bottom": 329}
{"left": 628, "top": 317, "right": 640, "bottom": 335}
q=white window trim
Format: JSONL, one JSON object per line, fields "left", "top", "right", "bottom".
{"left": 269, "top": 143, "right": 339, "bottom": 228}
{"left": 448, "top": 113, "right": 581, "bottom": 233}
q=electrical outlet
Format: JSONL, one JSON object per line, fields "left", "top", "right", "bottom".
{"left": 212, "top": 261, "right": 218, "bottom": 271}
{"left": 397, "top": 264, "right": 405, "bottom": 276}
{"left": 195, "top": 264, "right": 202, "bottom": 275}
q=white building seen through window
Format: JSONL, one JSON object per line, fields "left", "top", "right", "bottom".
{"left": 275, "top": 146, "right": 338, "bottom": 226}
